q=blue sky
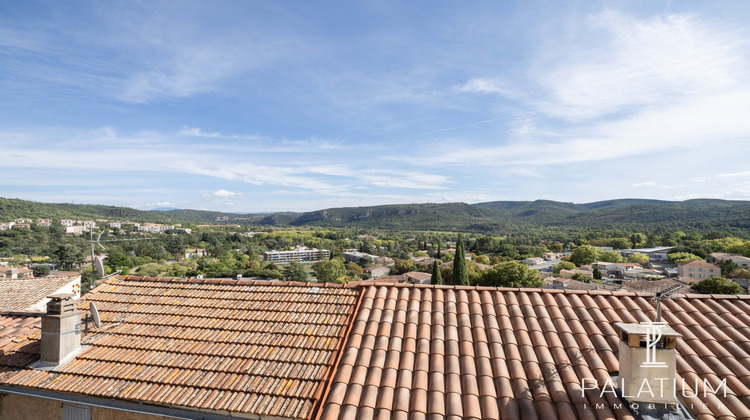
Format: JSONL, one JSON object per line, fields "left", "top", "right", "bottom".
{"left": 2, "top": 1, "right": 750, "bottom": 212}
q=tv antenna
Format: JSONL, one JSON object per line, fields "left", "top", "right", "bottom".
{"left": 652, "top": 284, "right": 686, "bottom": 322}
{"left": 89, "top": 228, "right": 156, "bottom": 287}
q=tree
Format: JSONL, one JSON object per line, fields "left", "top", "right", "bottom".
{"left": 630, "top": 233, "right": 646, "bottom": 248}
{"left": 473, "top": 255, "right": 491, "bottom": 265}
{"left": 346, "top": 262, "right": 364, "bottom": 277}
{"left": 692, "top": 277, "right": 742, "bottom": 294}
{"left": 570, "top": 245, "right": 598, "bottom": 266}
{"left": 282, "top": 261, "right": 309, "bottom": 282}
{"left": 478, "top": 261, "right": 542, "bottom": 288}
{"left": 436, "top": 243, "right": 441, "bottom": 260}
{"left": 571, "top": 273, "right": 593, "bottom": 283}
{"left": 453, "top": 235, "right": 469, "bottom": 286}
{"left": 431, "top": 260, "right": 442, "bottom": 285}
{"left": 52, "top": 243, "right": 84, "bottom": 270}
{"left": 592, "top": 267, "right": 602, "bottom": 280}
{"left": 33, "top": 265, "right": 50, "bottom": 277}
{"left": 599, "top": 250, "right": 623, "bottom": 263}
{"left": 553, "top": 261, "right": 576, "bottom": 275}
{"left": 394, "top": 258, "right": 414, "bottom": 274}
{"left": 607, "top": 238, "right": 631, "bottom": 250}
{"left": 668, "top": 252, "right": 703, "bottom": 263}
{"left": 312, "top": 258, "right": 348, "bottom": 283}
{"left": 728, "top": 268, "right": 750, "bottom": 279}
{"left": 627, "top": 253, "right": 650, "bottom": 265}
{"left": 716, "top": 259, "right": 740, "bottom": 277}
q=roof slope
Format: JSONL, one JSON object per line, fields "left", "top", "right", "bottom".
{"left": 0, "top": 313, "right": 41, "bottom": 366}
{"left": 320, "top": 285, "right": 750, "bottom": 420}
{"left": 0, "top": 276, "right": 79, "bottom": 311}
{"left": 0, "top": 276, "right": 360, "bottom": 419}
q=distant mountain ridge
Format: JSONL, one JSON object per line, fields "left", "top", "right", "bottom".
{"left": 1, "top": 196, "right": 750, "bottom": 233}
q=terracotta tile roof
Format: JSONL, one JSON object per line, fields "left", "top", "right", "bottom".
{"left": 0, "top": 276, "right": 360, "bottom": 420}
{"left": 319, "top": 284, "right": 750, "bottom": 420}
{"left": 4, "top": 277, "right": 750, "bottom": 419}
{"left": 620, "top": 278, "right": 689, "bottom": 294}
{"left": 0, "top": 276, "right": 80, "bottom": 311}
{"left": 678, "top": 260, "right": 720, "bottom": 269}
{"left": 0, "top": 312, "right": 41, "bottom": 366}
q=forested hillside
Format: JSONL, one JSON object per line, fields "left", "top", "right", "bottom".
{"left": 2, "top": 197, "right": 750, "bottom": 235}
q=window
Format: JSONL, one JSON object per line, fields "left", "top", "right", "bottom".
{"left": 63, "top": 403, "right": 91, "bottom": 420}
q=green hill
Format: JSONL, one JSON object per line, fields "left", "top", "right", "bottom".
{"left": 2, "top": 196, "right": 750, "bottom": 234}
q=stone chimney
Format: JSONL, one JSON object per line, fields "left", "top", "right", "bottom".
{"left": 615, "top": 322, "right": 681, "bottom": 405}
{"left": 40, "top": 294, "right": 81, "bottom": 366}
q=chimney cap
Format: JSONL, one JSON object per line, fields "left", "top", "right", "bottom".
{"left": 47, "top": 293, "right": 76, "bottom": 301}
{"left": 615, "top": 322, "right": 681, "bottom": 338}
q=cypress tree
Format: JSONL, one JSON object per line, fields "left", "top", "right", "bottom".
{"left": 453, "top": 234, "right": 469, "bottom": 286}
{"left": 431, "top": 260, "right": 442, "bottom": 285}
{"left": 436, "top": 243, "right": 441, "bottom": 260}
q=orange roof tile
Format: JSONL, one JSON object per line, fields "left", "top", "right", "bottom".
{"left": 4, "top": 277, "right": 750, "bottom": 419}
{"left": 320, "top": 284, "right": 750, "bottom": 420}
{"left": 0, "top": 276, "right": 360, "bottom": 420}
{"left": 0, "top": 276, "right": 80, "bottom": 311}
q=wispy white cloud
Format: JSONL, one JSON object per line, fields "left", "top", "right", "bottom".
{"left": 204, "top": 190, "right": 242, "bottom": 199}
{"left": 532, "top": 11, "right": 742, "bottom": 121}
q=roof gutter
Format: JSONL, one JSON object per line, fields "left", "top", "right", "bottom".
{"left": 0, "top": 386, "right": 256, "bottom": 420}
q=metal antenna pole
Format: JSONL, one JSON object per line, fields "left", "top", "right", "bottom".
{"left": 90, "top": 229, "right": 97, "bottom": 288}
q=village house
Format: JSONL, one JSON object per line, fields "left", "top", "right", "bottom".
{"left": 709, "top": 252, "right": 750, "bottom": 268}
{"left": 521, "top": 256, "right": 544, "bottom": 265}
{"left": 1, "top": 275, "right": 749, "bottom": 419}
{"left": 0, "top": 275, "right": 81, "bottom": 312}
{"left": 64, "top": 225, "right": 86, "bottom": 235}
{"left": 36, "top": 219, "right": 51, "bottom": 227}
{"left": 402, "top": 271, "right": 433, "bottom": 284}
{"left": 0, "top": 222, "right": 15, "bottom": 231}
{"left": 2, "top": 267, "right": 33, "bottom": 279}
{"left": 677, "top": 259, "right": 721, "bottom": 280}
{"left": 184, "top": 248, "right": 206, "bottom": 259}
{"left": 364, "top": 265, "right": 390, "bottom": 279}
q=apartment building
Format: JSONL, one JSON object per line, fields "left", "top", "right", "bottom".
{"left": 678, "top": 259, "right": 721, "bottom": 280}
{"left": 263, "top": 247, "right": 330, "bottom": 263}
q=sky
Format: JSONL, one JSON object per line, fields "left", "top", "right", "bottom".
{"left": 2, "top": 1, "right": 750, "bottom": 213}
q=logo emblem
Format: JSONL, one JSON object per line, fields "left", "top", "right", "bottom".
{"left": 641, "top": 322, "right": 668, "bottom": 368}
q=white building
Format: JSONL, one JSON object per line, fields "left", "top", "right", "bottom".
{"left": 65, "top": 226, "right": 86, "bottom": 235}
{"left": 0, "top": 222, "right": 15, "bottom": 231}
{"left": 137, "top": 224, "right": 174, "bottom": 233}
{"left": 60, "top": 219, "right": 75, "bottom": 227}
{"left": 263, "top": 247, "right": 330, "bottom": 263}
{"left": 37, "top": 219, "right": 52, "bottom": 227}
{"left": 618, "top": 246, "right": 675, "bottom": 261}
{"left": 343, "top": 251, "right": 378, "bottom": 264}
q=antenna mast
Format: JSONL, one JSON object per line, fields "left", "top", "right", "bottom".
{"left": 88, "top": 228, "right": 156, "bottom": 287}
{"left": 652, "top": 284, "right": 685, "bottom": 322}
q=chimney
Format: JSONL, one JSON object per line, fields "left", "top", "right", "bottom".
{"left": 615, "top": 322, "right": 681, "bottom": 405}
{"left": 41, "top": 294, "right": 81, "bottom": 365}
